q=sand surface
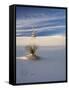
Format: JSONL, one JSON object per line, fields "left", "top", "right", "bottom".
{"left": 16, "top": 46, "right": 66, "bottom": 83}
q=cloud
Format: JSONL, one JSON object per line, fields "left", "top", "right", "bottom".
{"left": 16, "top": 11, "right": 66, "bottom": 37}
{"left": 16, "top": 25, "right": 65, "bottom": 34}
{"left": 16, "top": 29, "right": 33, "bottom": 32}
{"left": 16, "top": 15, "right": 65, "bottom": 29}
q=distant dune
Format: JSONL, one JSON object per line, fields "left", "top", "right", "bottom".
{"left": 16, "top": 35, "right": 65, "bottom": 46}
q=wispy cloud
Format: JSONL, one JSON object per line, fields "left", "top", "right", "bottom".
{"left": 16, "top": 15, "right": 65, "bottom": 28}
{"left": 16, "top": 25, "right": 65, "bottom": 33}
{"left": 16, "top": 7, "right": 66, "bottom": 37}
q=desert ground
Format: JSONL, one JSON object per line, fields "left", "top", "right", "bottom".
{"left": 16, "top": 35, "right": 66, "bottom": 83}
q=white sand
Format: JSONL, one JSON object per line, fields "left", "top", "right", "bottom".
{"left": 16, "top": 46, "right": 66, "bottom": 83}
{"left": 16, "top": 35, "right": 65, "bottom": 46}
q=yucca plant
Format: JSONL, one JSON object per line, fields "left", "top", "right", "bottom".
{"left": 25, "top": 45, "right": 37, "bottom": 55}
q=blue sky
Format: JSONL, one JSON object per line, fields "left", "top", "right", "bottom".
{"left": 16, "top": 6, "right": 66, "bottom": 37}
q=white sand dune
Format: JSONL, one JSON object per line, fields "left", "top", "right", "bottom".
{"left": 16, "top": 35, "right": 65, "bottom": 46}
{"left": 16, "top": 46, "right": 66, "bottom": 83}
{"left": 16, "top": 35, "right": 66, "bottom": 83}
